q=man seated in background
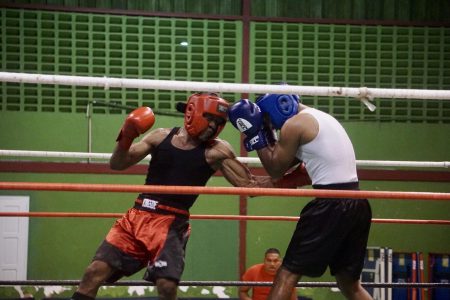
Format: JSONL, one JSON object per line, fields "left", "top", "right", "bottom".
{"left": 240, "top": 248, "right": 297, "bottom": 300}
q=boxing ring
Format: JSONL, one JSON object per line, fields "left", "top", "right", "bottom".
{"left": 0, "top": 180, "right": 449, "bottom": 288}
{"left": 1, "top": 72, "right": 450, "bottom": 298}
{"left": 0, "top": 177, "right": 449, "bottom": 298}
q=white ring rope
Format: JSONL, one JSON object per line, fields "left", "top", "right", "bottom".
{"left": 1, "top": 150, "right": 449, "bottom": 169}
{"left": 1, "top": 72, "right": 450, "bottom": 101}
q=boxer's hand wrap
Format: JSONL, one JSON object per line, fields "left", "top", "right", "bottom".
{"left": 275, "top": 163, "right": 311, "bottom": 188}
{"left": 116, "top": 106, "right": 155, "bottom": 150}
{"left": 228, "top": 99, "right": 269, "bottom": 151}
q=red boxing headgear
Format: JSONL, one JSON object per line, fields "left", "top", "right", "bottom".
{"left": 184, "top": 93, "right": 229, "bottom": 139}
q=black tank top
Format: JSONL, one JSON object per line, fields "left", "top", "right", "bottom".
{"left": 138, "top": 127, "right": 215, "bottom": 210}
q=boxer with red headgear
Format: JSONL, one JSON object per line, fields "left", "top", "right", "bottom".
{"left": 72, "top": 92, "right": 277, "bottom": 300}
{"left": 177, "top": 92, "right": 229, "bottom": 142}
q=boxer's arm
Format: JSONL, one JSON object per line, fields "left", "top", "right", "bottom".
{"left": 110, "top": 128, "right": 168, "bottom": 170}
{"left": 257, "top": 113, "right": 317, "bottom": 179}
{"left": 207, "top": 139, "right": 274, "bottom": 188}
{"left": 221, "top": 157, "right": 275, "bottom": 188}
{"left": 110, "top": 107, "right": 156, "bottom": 170}
{"left": 274, "top": 162, "right": 311, "bottom": 188}
{"left": 290, "top": 288, "right": 298, "bottom": 300}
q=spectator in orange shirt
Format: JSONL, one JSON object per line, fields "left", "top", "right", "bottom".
{"left": 240, "top": 248, "right": 297, "bottom": 300}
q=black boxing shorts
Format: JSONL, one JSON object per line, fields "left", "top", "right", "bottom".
{"left": 93, "top": 207, "right": 190, "bottom": 283}
{"left": 282, "top": 182, "right": 372, "bottom": 280}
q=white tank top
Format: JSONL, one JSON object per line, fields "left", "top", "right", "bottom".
{"left": 295, "top": 108, "right": 358, "bottom": 185}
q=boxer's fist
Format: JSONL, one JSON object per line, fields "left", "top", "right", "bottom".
{"left": 116, "top": 107, "right": 155, "bottom": 150}
{"left": 228, "top": 99, "right": 263, "bottom": 137}
{"left": 243, "top": 131, "right": 269, "bottom": 152}
{"left": 275, "top": 163, "right": 311, "bottom": 188}
{"left": 228, "top": 99, "right": 269, "bottom": 151}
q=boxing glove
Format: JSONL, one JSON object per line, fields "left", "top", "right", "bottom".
{"left": 116, "top": 107, "right": 155, "bottom": 150}
{"left": 274, "top": 163, "right": 311, "bottom": 188}
{"left": 241, "top": 131, "right": 268, "bottom": 152}
{"left": 228, "top": 99, "right": 268, "bottom": 151}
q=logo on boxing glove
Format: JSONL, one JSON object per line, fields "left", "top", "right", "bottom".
{"left": 154, "top": 260, "right": 168, "bottom": 268}
{"left": 235, "top": 118, "right": 254, "bottom": 133}
{"left": 248, "top": 135, "right": 260, "bottom": 146}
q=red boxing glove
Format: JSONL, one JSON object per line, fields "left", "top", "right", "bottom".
{"left": 275, "top": 163, "right": 311, "bottom": 188}
{"left": 116, "top": 107, "right": 155, "bottom": 150}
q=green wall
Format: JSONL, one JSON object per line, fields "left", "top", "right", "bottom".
{"left": 4, "top": 0, "right": 450, "bottom": 21}
{"left": 2, "top": 8, "right": 449, "bottom": 122}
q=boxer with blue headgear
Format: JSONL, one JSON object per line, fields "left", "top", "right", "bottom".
{"left": 229, "top": 81, "right": 371, "bottom": 300}
{"left": 256, "top": 94, "right": 300, "bottom": 129}
{"left": 228, "top": 92, "right": 300, "bottom": 152}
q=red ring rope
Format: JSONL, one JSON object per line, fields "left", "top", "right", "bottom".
{"left": 0, "top": 212, "right": 448, "bottom": 225}
{"left": 0, "top": 181, "right": 449, "bottom": 200}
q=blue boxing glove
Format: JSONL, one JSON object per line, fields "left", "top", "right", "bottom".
{"left": 243, "top": 131, "right": 269, "bottom": 151}
{"left": 228, "top": 99, "right": 269, "bottom": 151}
{"left": 228, "top": 99, "right": 262, "bottom": 136}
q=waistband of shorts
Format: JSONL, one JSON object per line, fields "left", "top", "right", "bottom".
{"left": 312, "top": 181, "right": 359, "bottom": 190}
{"left": 134, "top": 198, "right": 190, "bottom": 217}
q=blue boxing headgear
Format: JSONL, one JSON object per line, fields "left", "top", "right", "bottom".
{"left": 256, "top": 94, "right": 300, "bottom": 129}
